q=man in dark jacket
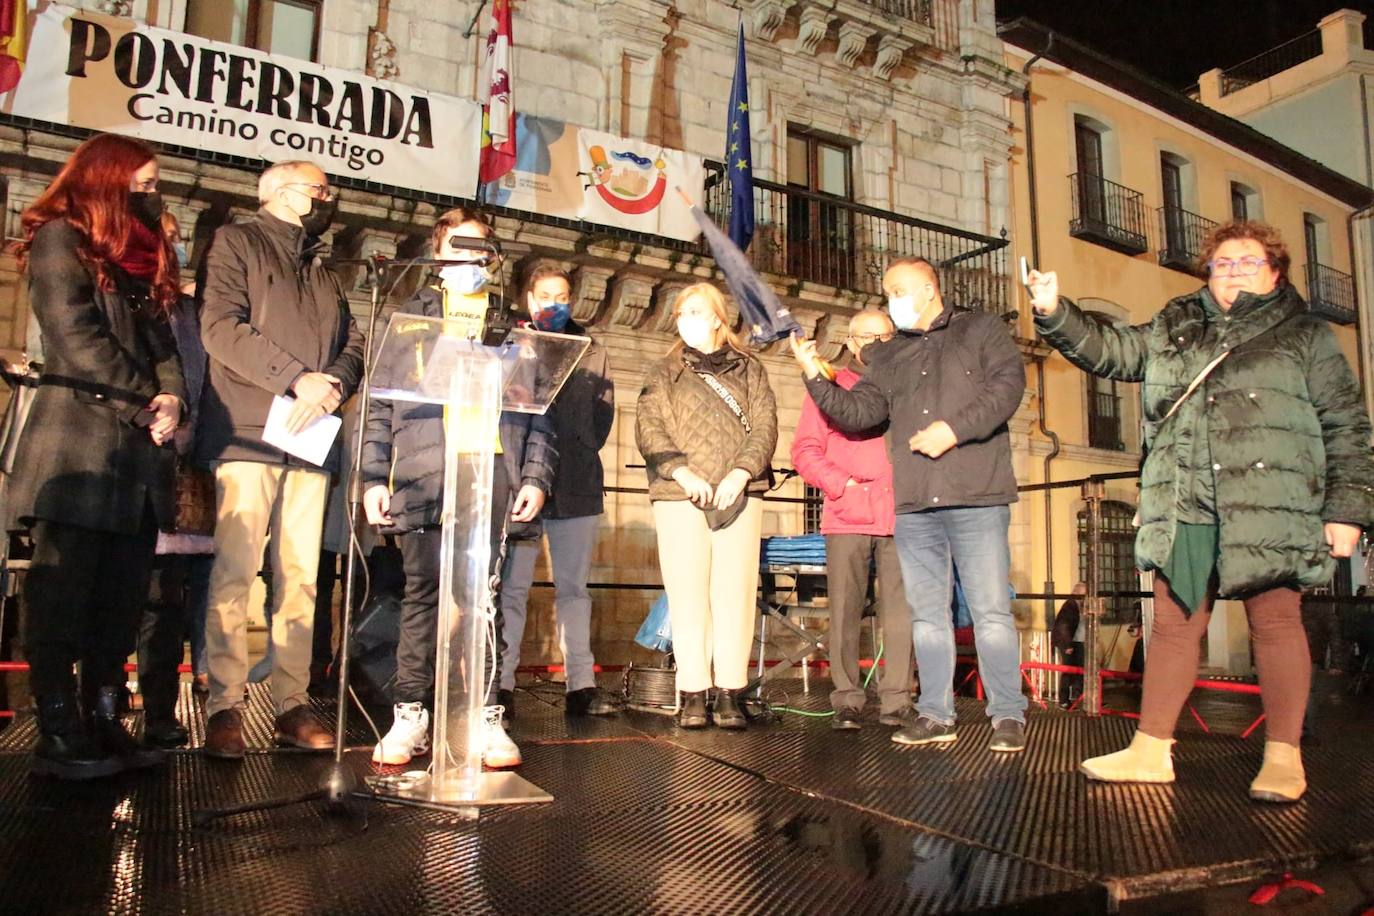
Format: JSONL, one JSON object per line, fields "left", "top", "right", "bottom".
{"left": 1051, "top": 582, "right": 1088, "bottom": 706}
{"left": 791, "top": 257, "right": 1029, "bottom": 752}
{"left": 197, "top": 160, "right": 364, "bottom": 758}
{"left": 497, "top": 267, "right": 616, "bottom": 719}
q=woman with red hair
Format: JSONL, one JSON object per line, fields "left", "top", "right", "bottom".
{"left": 11, "top": 132, "right": 186, "bottom": 780}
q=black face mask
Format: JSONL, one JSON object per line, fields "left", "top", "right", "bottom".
{"left": 299, "top": 196, "right": 337, "bottom": 236}
{"left": 129, "top": 191, "right": 163, "bottom": 232}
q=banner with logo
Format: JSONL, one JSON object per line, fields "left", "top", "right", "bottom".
{"left": 1, "top": 4, "right": 482, "bottom": 194}
{"left": 482, "top": 115, "right": 704, "bottom": 242}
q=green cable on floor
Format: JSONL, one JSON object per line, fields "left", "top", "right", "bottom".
{"left": 771, "top": 641, "right": 885, "bottom": 717}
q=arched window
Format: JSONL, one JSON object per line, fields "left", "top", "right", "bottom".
{"left": 1077, "top": 500, "right": 1137, "bottom": 622}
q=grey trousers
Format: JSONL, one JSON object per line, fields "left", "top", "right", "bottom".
{"left": 498, "top": 513, "right": 601, "bottom": 692}
{"left": 826, "top": 533, "right": 914, "bottom": 714}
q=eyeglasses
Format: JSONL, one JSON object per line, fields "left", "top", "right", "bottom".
{"left": 849, "top": 332, "right": 894, "bottom": 345}
{"left": 1207, "top": 256, "right": 1269, "bottom": 277}
{"left": 284, "top": 182, "right": 337, "bottom": 202}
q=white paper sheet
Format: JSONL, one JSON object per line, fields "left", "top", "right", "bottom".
{"left": 262, "top": 396, "right": 342, "bottom": 467}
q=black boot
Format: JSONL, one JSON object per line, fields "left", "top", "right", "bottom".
{"left": 143, "top": 717, "right": 190, "bottom": 748}
{"left": 679, "top": 691, "right": 708, "bottom": 729}
{"left": 713, "top": 689, "right": 747, "bottom": 730}
{"left": 89, "top": 687, "right": 165, "bottom": 770}
{"left": 31, "top": 694, "right": 123, "bottom": 780}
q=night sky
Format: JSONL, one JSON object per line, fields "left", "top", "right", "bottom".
{"left": 995, "top": 0, "right": 1374, "bottom": 88}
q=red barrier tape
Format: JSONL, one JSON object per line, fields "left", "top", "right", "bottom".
{"left": 1249, "top": 873, "right": 1324, "bottom": 905}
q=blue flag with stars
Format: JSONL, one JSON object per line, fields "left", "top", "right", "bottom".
{"left": 726, "top": 22, "right": 754, "bottom": 252}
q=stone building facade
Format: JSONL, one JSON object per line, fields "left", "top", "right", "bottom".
{"left": 0, "top": 0, "right": 1026, "bottom": 672}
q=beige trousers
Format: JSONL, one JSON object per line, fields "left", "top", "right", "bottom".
{"left": 205, "top": 461, "right": 328, "bottom": 717}
{"left": 652, "top": 497, "right": 763, "bottom": 692}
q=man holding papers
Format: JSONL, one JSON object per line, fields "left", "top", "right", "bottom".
{"left": 196, "top": 160, "right": 363, "bottom": 758}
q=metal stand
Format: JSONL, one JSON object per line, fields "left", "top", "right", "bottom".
{"left": 1081, "top": 477, "right": 1105, "bottom": 717}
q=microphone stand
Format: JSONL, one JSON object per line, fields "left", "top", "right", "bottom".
{"left": 193, "top": 250, "right": 501, "bottom": 825}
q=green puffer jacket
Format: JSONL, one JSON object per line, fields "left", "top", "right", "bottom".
{"left": 1036, "top": 283, "right": 1374, "bottom": 597}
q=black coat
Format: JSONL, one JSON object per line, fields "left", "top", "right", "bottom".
{"left": 196, "top": 208, "right": 364, "bottom": 471}
{"left": 360, "top": 286, "right": 558, "bottom": 537}
{"left": 7, "top": 220, "right": 186, "bottom": 535}
{"left": 804, "top": 305, "right": 1024, "bottom": 513}
{"left": 539, "top": 319, "right": 614, "bottom": 519}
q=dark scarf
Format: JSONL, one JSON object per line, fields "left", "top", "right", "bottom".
{"left": 115, "top": 217, "right": 163, "bottom": 281}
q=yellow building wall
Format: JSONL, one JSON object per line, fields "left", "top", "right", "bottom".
{"left": 1005, "top": 49, "right": 1367, "bottom": 670}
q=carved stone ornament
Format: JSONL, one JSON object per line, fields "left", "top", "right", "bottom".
{"left": 571, "top": 265, "right": 614, "bottom": 324}
{"left": 748, "top": 0, "right": 788, "bottom": 43}
{"left": 369, "top": 29, "right": 399, "bottom": 81}
{"left": 797, "top": 6, "right": 832, "bottom": 56}
{"left": 650, "top": 280, "right": 691, "bottom": 333}
{"left": 836, "top": 22, "right": 875, "bottom": 69}
{"left": 874, "top": 34, "right": 913, "bottom": 80}
{"left": 600, "top": 274, "right": 652, "bottom": 329}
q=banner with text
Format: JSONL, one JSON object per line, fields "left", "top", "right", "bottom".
{"left": 482, "top": 114, "right": 704, "bottom": 242}
{"left": 1, "top": 4, "right": 482, "bottom": 193}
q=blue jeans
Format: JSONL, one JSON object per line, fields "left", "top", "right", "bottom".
{"left": 893, "top": 505, "right": 1026, "bottom": 726}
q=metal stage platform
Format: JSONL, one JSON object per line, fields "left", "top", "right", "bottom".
{"left": 1, "top": 679, "right": 1372, "bottom": 914}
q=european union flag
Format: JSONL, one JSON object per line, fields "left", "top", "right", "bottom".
{"left": 726, "top": 22, "right": 754, "bottom": 252}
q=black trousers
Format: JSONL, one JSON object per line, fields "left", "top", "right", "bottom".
{"left": 1058, "top": 641, "right": 1085, "bottom": 705}
{"left": 24, "top": 512, "right": 157, "bottom": 698}
{"left": 392, "top": 460, "right": 511, "bottom": 706}
{"left": 138, "top": 553, "right": 212, "bottom": 720}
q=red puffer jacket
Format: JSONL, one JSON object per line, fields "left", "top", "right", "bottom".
{"left": 791, "top": 366, "right": 896, "bottom": 536}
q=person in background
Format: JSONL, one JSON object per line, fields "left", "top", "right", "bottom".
{"left": 198, "top": 160, "right": 364, "bottom": 759}
{"left": 791, "top": 257, "right": 1029, "bottom": 754}
{"left": 11, "top": 133, "right": 185, "bottom": 778}
{"left": 137, "top": 210, "right": 214, "bottom": 747}
{"left": 498, "top": 266, "right": 617, "bottom": 719}
{"left": 636, "top": 282, "right": 778, "bottom": 729}
{"left": 791, "top": 308, "right": 915, "bottom": 730}
{"left": 1051, "top": 582, "right": 1088, "bottom": 708}
{"left": 362, "top": 207, "right": 557, "bottom": 768}
{"left": 1028, "top": 219, "right": 1374, "bottom": 802}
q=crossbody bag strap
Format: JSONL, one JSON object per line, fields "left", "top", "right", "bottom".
{"left": 1162, "top": 349, "right": 1230, "bottom": 421}
{"left": 694, "top": 370, "right": 751, "bottom": 434}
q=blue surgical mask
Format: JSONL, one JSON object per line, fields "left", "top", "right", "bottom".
{"left": 531, "top": 300, "right": 571, "bottom": 332}
{"left": 173, "top": 243, "right": 188, "bottom": 268}
{"left": 887, "top": 294, "right": 918, "bottom": 330}
{"left": 440, "top": 263, "right": 490, "bottom": 295}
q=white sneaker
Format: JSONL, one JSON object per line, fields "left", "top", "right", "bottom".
{"left": 372, "top": 702, "right": 431, "bottom": 766}
{"left": 482, "top": 705, "right": 521, "bottom": 768}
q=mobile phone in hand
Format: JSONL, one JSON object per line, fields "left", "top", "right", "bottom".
{"left": 1019, "top": 255, "right": 1033, "bottom": 288}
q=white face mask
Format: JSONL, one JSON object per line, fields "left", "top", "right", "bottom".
{"left": 677, "top": 314, "right": 718, "bottom": 352}
{"left": 888, "top": 294, "right": 919, "bottom": 330}
{"left": 440, "top": 263, "right": 490, "bottom": 295}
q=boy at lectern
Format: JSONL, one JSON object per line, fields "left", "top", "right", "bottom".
{"left": 360, "top": 207, "right": 557, "bottom": 768}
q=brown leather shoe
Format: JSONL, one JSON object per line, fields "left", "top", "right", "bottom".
{"left": 274, "top": 705, "right": 334, "bottom": 751}
{"left": 204, "top": 709, "right": 246, "bottom": 759}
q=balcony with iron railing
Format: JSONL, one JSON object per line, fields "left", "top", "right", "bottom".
{"left": 1157, "top": 205, "right": 1217, "bottom": 275}
{"left": 703, "top": 173, "right": 1011, "bottom": 316}
{"left": 1305, "top": 262, "right": 1356, "bottom": 325}
{"left": 1219, "top": 29, "right": 1323, "bottom": 95}
{"left": 1069, "top": 173, "right": 1149, "bottom": 256}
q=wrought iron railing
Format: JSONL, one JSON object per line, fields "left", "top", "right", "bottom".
{"left": 1305, "top": 262, "right": 1357, "bottom": 325}
{"left": 1068, "top": 173, "right": 1149, "bottom": 255}
{"left": 1087, "top": 388, "right": 1124, "bottom": 452}
{"left": 1220, "top": 29, "right": 1323, "bottom": 95}
{"left": 1157, "top": 205, "right": 1216, "bottom": 274}
{"left": 864, "top": 0, "right": 933, "bottom": 23}
{"left": 704, "top": 175, "right": 1011, "bottom": 316}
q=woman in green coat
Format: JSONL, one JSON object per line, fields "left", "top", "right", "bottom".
{"left": 1027, "top": 220, "right": 1373, "bottom": 803}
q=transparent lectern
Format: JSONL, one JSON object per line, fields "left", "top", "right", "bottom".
{"left": 363, "top": 313, "right": 589, "bottom": 811}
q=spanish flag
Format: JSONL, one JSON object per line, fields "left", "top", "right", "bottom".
{"left": 0, "top": 0, "right": 27, "bottom": 94}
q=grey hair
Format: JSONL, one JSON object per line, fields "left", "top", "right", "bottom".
{"left": 850, "top": 307, "right": 895, "bottom": 330}
{"left": 257, "top": 160, "right": 318, "bottom": 204}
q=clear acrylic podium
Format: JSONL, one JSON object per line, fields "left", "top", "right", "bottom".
{"left": 363, "top": 313, "right": 589, "bottom": 811}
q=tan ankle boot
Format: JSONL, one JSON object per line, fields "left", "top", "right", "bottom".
{"left": 1079, "top": 731, "right": 1175, "bottom": 783}
{"left": 1249, "top": 741, "right": 1306, "bottom": 803}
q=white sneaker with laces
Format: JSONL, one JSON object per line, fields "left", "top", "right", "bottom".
{"left": 372, "top": 702, "right": 431, "bottom": 766}
{"left": 482, "top": 705, "right": 521, "bottom": 768}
